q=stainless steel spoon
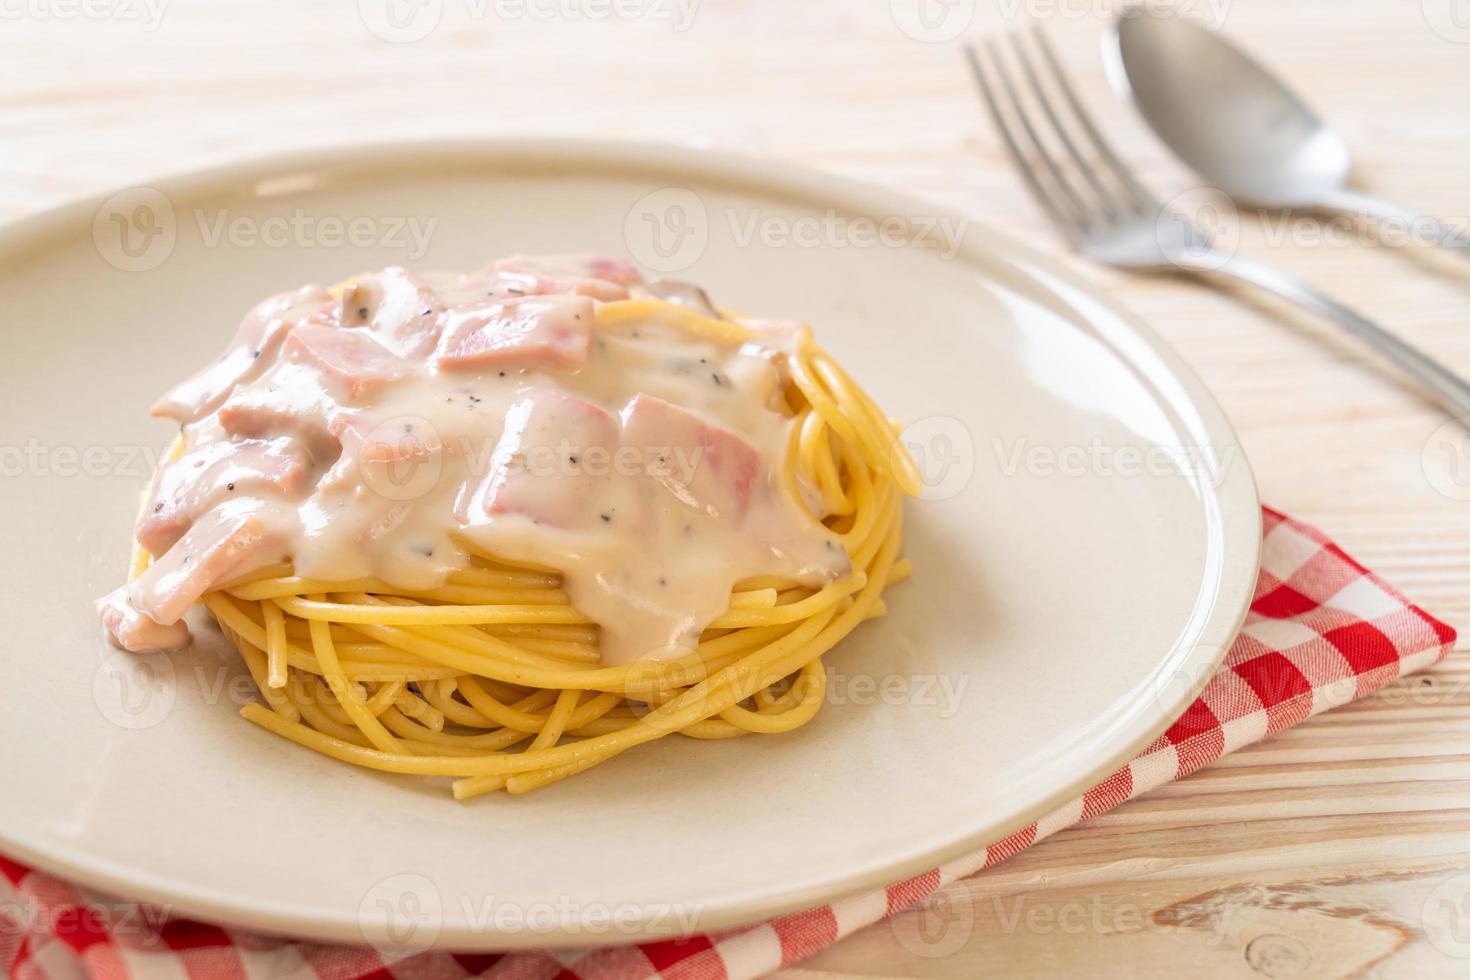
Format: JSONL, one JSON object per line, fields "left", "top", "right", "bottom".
{"left": 1105, "top": 10, "right": 1470, "bottom": 258}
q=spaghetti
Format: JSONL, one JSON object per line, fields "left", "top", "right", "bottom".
{"left": 107, "top": 257, "right": 919, "bottom": 797}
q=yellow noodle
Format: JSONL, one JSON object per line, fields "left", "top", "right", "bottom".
{"left": 137, "top": 298, "right": 914, "bottom": 797}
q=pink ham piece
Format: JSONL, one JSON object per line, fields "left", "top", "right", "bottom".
{"left": 317, "top": 413, "right": 448, "bottom": 502}
{"left": 96, "top": 586, "right": 191, "bottom": 653}
{"left": 333, "top": 268, "right": 444, "bottom": 359}
{"left": 465, "top": 390, "right": 621, "bottom": 531}
{"left": 137, "top": 438, "right": 311, "bottom": 557}
{"left": 217, "top": 382, "right": 337, "bottom": 460}
{"left": 151, "top": 285, "right": 332, "bottom": 424}
{"left": 283, "top": 323, "right": 411, "bottom": 402}
{"left": 330, "top": 412, "right": 444, "bottom": 465}
{"left": 621, "top": 394, "right": 760, "bottom": 521}
{"left": 492, "top": 254, "right": 641, "bottom": 302}
{"left": 129, "top": 505, "right": 282, "bottom": 628}
{"left": 435, "top": 295, "right": 594, "bottom": 371}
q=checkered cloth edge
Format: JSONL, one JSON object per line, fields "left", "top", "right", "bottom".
{"left": 1, "top": 506, "right": 1456, "bottom": 980}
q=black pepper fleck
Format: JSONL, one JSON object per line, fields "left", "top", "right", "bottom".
{"left": 153, "top": 502, "right": 164, "bottom": 512}
{"left": 226, "top": 482, "right": 235, "bottom": 491}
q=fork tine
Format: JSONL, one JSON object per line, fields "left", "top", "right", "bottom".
{"left": 964, "top": 41, "right": 1088, "bottom": 243}
{"left": 1027, "top": 25, "right": 1158, "bottom": 213}
{"left": 1005, "top": 31, "right": 1126, "bottom": 221}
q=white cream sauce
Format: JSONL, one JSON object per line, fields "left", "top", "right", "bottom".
{"left": 99, "top": 256, "right": 849, "bottom": 664}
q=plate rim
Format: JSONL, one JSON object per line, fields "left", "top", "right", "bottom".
{"left": 0, "top": 136, "right": 1261, "bottom": 949}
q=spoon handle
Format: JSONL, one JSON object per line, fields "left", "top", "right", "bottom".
{"left": 1316, "top": 188, "right": 1470, "bottom": 260}
{"left": 1175, "top": 250, "right": 1470, "bottom": 418}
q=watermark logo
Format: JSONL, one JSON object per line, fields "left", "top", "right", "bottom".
{"left": 1422, "top": 0, "right": 1470, "bottom": 44}
{"left": 891, "top": 887, "right": 974, "bottom": 957}
{"left": 358, "top": 873, "right": 444, "bottom": 949}
{"left": 1421, "top": 418, "right": 1470, "bottom": 501}
{"left": 358, "top": 0, "right": 444, "bottom": 42}
{"left": 1243, "top": 933, "right": 1312, "bottom": 977}
{"left": 1147, "top": 642, "right": 1226, "bottom": 715}
{"left": 94, "top": 187, "right": 176, "bottom": 273}
{"left": 625, "top": 187, "right": 710, "bottom": 274}
{"left": 354, "top": 416, "right": 447, "bottom": 503}
{"left": 92, "top": 650, "right": 176, "bottom": 730}
{"left": 889, "top": 0, "right": 976, "bottom": 43}
{"left": 901, "top": 416, "right": 975, "bottom": 501}
{"left": 1159, "top": 186, "right": 1237, "bottom": 271}
{"left": 1422, "top": 871, "right": 1470, "bottom": 959}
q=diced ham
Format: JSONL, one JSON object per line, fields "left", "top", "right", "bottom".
{"left": 130, "top": 505, "right": 282, "bottom": 626}
{"left": 283, "top": 323, "right": 411, "bottom": 402}
{"left": 621, "top": 394, "right": 760, "bottom": 520}
{"left": 492, "top": 254, "right": 641, "bottom": 302}
{"left": 435, "top": 295, "right": 594, "bottom": 371}
{"left": 136, "top": 438, "right": 311, "bottom": 557}
{"left": 96, "top": 585, "right": 192, "bottom": 653}
{"left": 151, "top": 285, "right": 332, "bottom": 424}
{"left": 217, "top": 377, "right": 336, "bottom": 460}
{"left": 334, "top": 268, "right": 445, "bottom": 359}
{"left": 463, "top": 390, "right": 621, "bottom": 530}
{"left": 329, "top": 412, "right": 443, "bottom": 464}
{"left": 316, "top": 413, "right": 447, "bottom": 500}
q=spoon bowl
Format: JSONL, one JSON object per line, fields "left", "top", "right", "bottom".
{"left": 1106, "top": 9, "right": 1470, "bottom": 258}
{"left": 1106, "top": 11, "right": 1351, "bottom": 207}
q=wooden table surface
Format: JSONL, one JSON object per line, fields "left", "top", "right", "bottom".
{"left": 7, "top": 1, "right": 1468, "bottom": 975}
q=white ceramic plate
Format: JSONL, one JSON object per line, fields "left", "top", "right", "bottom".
{"left": 0, "top": 139, "right": 1259, "bottom": 950}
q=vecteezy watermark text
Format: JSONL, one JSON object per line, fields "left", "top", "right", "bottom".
{"left": 357, "top": 0, "right": 699, "bottom": 44}
{"left": 93, "top": 187, "right": 438, "bottom": 272}
{"left": 195, "top": 209, "right": 436, "bottom": 260}
{"left": 0, "top": 0, "right": 169, "bottom": 30}
{"left": 625, "top": 186, "right": 969, "bottom": 274}
{"left": 992, "top": 436, "right": 1238, "bottom": 486}
{"left": 356, "top": 872, "right": 704, "bottom": 949}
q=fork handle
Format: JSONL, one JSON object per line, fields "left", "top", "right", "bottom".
{"left": 1176, "top": 250, "right": 1470, "bottom": 418}
{"left": 1315, "top": 188, "right": 1470, "bottom": 260}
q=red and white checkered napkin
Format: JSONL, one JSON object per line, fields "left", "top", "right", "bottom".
{"left": 2, "top": 506, "right": 1456, "bottom": 980}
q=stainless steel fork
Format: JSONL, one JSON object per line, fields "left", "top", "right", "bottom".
{"left": 965, "top": 29, "right": 1470, "bottom": 419}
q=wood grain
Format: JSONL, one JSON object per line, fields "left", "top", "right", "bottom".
{"left": 4, "top": 1, "right": 1467, "bottom": 975}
